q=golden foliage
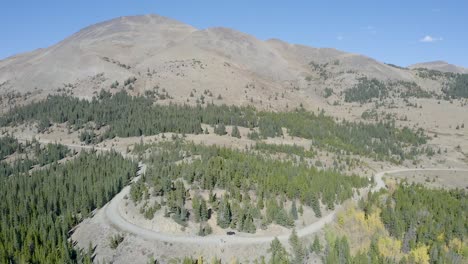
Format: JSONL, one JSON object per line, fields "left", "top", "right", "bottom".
{"left": 337, "top": 214, "right": 345, "bottom": 227}
{"left": 377, "top": 236, "right": 402, "bottom": 260}
{"left": 449, "top": 238, "right": 462, "bottom": 254}
{"left": 365, "top": 210, "right": 385, "bottom": 233}
{"left": 409, "top": 245, "right": 430, "bottom": 264}
{"left": 330, "top": 204, "right": 387, "bottom": 254}
{"left": 436, "top": 232, "right": 445, "bottom": 242}
{"left": 349, "top": 204, "right": 385, "bottom": 234}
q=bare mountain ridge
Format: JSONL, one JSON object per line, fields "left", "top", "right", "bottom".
{"left": 0, "top": 14, "right": 454, "bottom": 109}
{"left": 409, "top": 61, "right": 468, "bottom": 74}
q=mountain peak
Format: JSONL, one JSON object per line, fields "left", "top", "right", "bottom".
{"left": 0, "top": 13, "right": 461, "bottom": 104}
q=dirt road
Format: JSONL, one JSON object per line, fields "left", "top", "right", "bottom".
{"left": 104, "top": 175, "right": 337, "bottom": 245}
{"left": 104, "top": 165, "right": 468, "bottom": 245}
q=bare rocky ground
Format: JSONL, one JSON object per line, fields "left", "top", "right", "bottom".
{"left": 385, "top": 169, "right": 468, "bottom": 189}
{"left": 73, "top": 205, "right": 275, "bottom": 264}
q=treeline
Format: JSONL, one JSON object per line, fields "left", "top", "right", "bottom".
{"left": 259, "top": 110, "right": 427, "bottom": 163}
{"left": 344, "top": 78, "right": 389, "bottom": 103}
{"left": 323, "top": 183, "right": 467, "bottom": 263}
{"left": 0, "top": 137, "right": 71, "bottom": 177}
{"left": 444, "top": 73, "right": 468, "bottom": 98}
{"left": 415, "top": 68, "right": 468, "bottom": 99}
{"left": 0, "top": 90, "right": 258, "bottom": 139}
{"left": 0, "top": 90, "right": 427, "bottom": 162}
{"left": 0, "top": 150, "right": 138, "bottom": 263}
{"left": 35, "top": 142, "right": 70, "bottom": 166}
{"left": 0, "top": 135, "right": 22, "bottom": 160}
{"left": 379, "top": 184, "right": 466, "bottom": 263}
{"left": 0, "top": 90, "right": 204, "bottom": 138}
{"left": 344, "top": 78, "right": 433, "bottom": 104}
{"left": 131, "top": 141, "right": 369, "bottom": 232}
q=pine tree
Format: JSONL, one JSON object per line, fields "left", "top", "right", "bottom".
{"left": 192, "top": 195, "right": 201, "bottom": 222}
{"left": 257, "top": 196, "right": 264, "bottom": 210}
{"left": 217, "top": 198, "right": 231, "bottom": 228}
{"left": 311, "top": 235, "right": 322, "bottom": 253}
{"left": 311, "top": 193, "right": 322, "bottom": 217}
{"left": 208, "top": 189, "right": 216, "bottom": 204}
{"left": 243, "top": 213, "right": 256, "bottom": 233}
{"left": 268, "top": 237, "right": 289, "bottom": 264}
{"left": 289, "top": 229, "right": 304, "bottom": 264}
{"left": 214, "top": 123, "right": 227, "bottom": 136}
{"left": 298, "top": 204, "right": 303, "bottom": 216}
{"left": 290, "top": 200, "right": 298, "bottom": 220}
{"left": 200, "top": 198, "right": 208, "bottom": 222}
{"left": 231, "top": 125, "right": 241, "bottom": 138}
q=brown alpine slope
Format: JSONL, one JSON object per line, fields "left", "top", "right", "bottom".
{"left": 0, "top": 14, "right": 452, "bottom": 111}
{"left": 409, "top": 60, "right": 468, "bottom": 74}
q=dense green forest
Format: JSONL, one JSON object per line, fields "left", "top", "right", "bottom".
{"left": 258, "top": 110, "right": 427, "bottom": 163}
{"left": 322, "top": 184, "right": 468, "bottom": 263}
{"left": 0, "top": 90, "right": 427, "bottom": 163}
{"left": 344, "top": 78, "right": 433, "bottom": 103}
{"left": 0, "top": 149, "right": 138, "bottom": 263}
{"left": 443, "top": 73, "right": 468, "bottom": 98}
{"left": 414, "top": 68, "right": 468, "bottom": 99}
{"left": 0, "top": 136, "right": 71, "bottom": 177}
{"left": 0, "top": 135, "right": 22, "bottom": 160}
{"left": 177, "top": 179, "right": 468, "bottom": 264}
{"left": 130, "top": 141, "right": 369, "bottom": 233}
{"left": 0, "top": 90, "right": 205, "bottom": 137}
{"left": 344, "top": 78, "right": 389, "bottom": 103}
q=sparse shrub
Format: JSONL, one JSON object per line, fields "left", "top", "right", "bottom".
{"left": 109, "top": 234, "right": 124, "bottom": 249}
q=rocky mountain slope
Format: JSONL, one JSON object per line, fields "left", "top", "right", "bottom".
{"left": 1, "top": 14, "right": 458, "bottom": 111}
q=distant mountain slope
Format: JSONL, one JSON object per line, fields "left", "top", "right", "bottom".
{"left": 0, "top": 14, "right": 459, "bottom": 110}
{"left": 409, "top": 61, "right": 468, "bottom": 74}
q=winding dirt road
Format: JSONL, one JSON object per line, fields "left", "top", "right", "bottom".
{"left": 104, "top": 165, "right": 468, "bottom": 245}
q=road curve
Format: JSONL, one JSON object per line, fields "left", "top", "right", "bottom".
{"left": 104, "top": 166, "right": 468, "bottom": 245}
{"left": 105, "top": 162, "right": 342, "bottom": 245}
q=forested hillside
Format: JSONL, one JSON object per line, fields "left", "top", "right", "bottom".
{"left": 0, "top": 90, "right": 429, "bottom": 163}
{"left": 0, "top": 135, "right": 22, "bottom": 160}
{"left": 322, "top": 184, "right": 468, "bottom": 263}
{"left": 342, "top": 71, "right": 468, "bottom": 103}
{"left": 130, "top": 141, "right": 369, "bottom": 233}
{"left": 0, "top": 147, "right": 138, "bottom": 263}
{"left": 444, "top": 73, "right": 468, "bottom": 98}
{"left": 0, "top": 136, "right": 71, "bottom": 176}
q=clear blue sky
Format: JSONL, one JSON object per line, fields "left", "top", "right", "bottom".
{"left": 1, "top": 0, "right": 467, "bottom": 67}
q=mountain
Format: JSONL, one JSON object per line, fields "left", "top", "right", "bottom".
{"left": 409, "top": 61, "right": 468, "bottom": 74}
{"left": 0, "top": 14, "right": 455, "bottom": 110}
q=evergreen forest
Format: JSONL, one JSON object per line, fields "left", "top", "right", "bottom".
{"left": 0, "top": 139, "right": 138, "bottom": 263}
{"left": 130, "top": 141, "right": 369, "bottom": 233}
{"left": 0, "top": 90, "right": 428, "bottom": 163}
